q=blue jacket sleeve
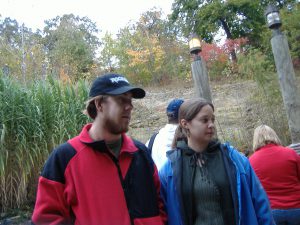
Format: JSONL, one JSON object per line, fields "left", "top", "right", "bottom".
{"left": 225, "top": 143, "right": 275, "bottom": 225}
{"left": 247, "top": 162, "right": 276, "bottom": 225}
{"left": 158, "top": 160, "right": 184, "bottom": 225}
{"left": 158, "top": 162, "right": 168, "bottom": 212}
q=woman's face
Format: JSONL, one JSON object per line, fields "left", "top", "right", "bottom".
{"left": 182, "top": 104, "right": 215, "bottom": 146}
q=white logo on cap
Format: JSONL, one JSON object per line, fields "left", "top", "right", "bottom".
{"left": 110, "top": 77, "right": 129, "bottom": 84}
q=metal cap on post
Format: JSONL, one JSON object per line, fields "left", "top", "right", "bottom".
{"left": 189, "top": 33, "right": 202, "bottom": 55}
{"left": 264, "top": 4, "right": 282, "bottom": 30}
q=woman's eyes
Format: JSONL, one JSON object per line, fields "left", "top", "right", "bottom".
{"left": 200, "top": 118, "right": 215, "bottom": 123}
{"left": 202, "top": 119, "right": 208, "bottom": 123}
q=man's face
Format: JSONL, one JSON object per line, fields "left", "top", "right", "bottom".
{"left": 101, "top": 92, "right": 133, "bottom": 134}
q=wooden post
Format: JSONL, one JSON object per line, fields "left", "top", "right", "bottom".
{"left": 191, "top": 54, "right": 212, "bottom": 103}
{"left": 190, "top": 53, "right": 217, "bottom": 139}
{"left": 271, "top": 31, "right": 300, "bottom": 144}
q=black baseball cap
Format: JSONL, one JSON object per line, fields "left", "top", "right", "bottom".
{"left": 89, "top": 73, "right": 146, "bottom": 99}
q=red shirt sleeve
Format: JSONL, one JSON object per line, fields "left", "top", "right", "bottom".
{"left": 32, "top": 176, "right": 73, "bottom": 225}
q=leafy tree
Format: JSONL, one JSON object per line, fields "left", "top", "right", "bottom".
{"left": 0, "top": 17, "right": 45, "bottom": 81}
{"left": 43, "top": 14, "right": 100, "bottom": 80}
{"left": 260, "top": 0, "right": 297, "bottom": 8}
{"left": 100, "top": 8, "right": 190, "bottom": 85}
{"left": 0, "top": 17, "right": 22, "bottom": 78}
{"left": 281, "top": 2, "right": 300, "bottom": 62}
{"left": 0, "top": 17, "right": 21, "bottom": 47}
{"left": 24, "top": 31, "right": 48, "bottom": 80}
{"left": 171, "top": 0, "right": 298, "bottom": 61}
{"left": 200, "top": 42, "right": 229, "bottom": 79}
{"left": 98, "top": 32, "right": 118, "bottom": 72}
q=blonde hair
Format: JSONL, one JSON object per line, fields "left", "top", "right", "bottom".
{"left": 252, "top": 125, "right": 282, "bottom": 151}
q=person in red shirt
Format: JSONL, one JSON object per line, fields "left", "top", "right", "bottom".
{"left": 31, "top": 73, "right": 166, "bottom": 225}
{"left": 250, "top": 124, "right": 300, "bottom": 225}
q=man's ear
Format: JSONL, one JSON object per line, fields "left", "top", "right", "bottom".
{"left": 94, "top": 98, "right": 103, "bottom": 112}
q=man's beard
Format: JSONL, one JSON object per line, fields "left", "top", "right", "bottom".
{"left": 103, "top": 117, "right": 129, "bottom": 135}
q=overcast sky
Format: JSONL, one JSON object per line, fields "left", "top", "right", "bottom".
{"left": 1, "top": 0, "right": 173, "bottom": 34}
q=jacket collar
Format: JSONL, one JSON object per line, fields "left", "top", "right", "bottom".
{"left": 78, "top": 123, "right": 138, "bottom": 153}
{"left": 256, "top": 143, "right": 278, "bottom": 151}
{"left": 167, "top": 140, "right": 220, "bottom": 161}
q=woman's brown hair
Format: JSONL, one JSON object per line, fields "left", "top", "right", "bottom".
{"left": 171, "top": 98, "right": 214, "bottom": 148}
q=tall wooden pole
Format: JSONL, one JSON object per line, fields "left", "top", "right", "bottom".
{"left": 191, "top": 53, "right": 213, "bottom": 103}
{"left": 270, "top": 30, "right": 300, "bottom": 145}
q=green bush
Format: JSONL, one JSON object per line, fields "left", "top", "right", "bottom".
{"left": 237, "top": 48, "right": 275, "bottom": 83}
{"left": 208, "top": 59, "right": 228, "bottom": 80}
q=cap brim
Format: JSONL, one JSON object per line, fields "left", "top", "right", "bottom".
{"left": 106, "top": 86, "right": 146, "bottom": 99}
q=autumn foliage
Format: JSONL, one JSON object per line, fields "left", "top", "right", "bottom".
{"left": 198, "top": 38, "right": 249, "bottom": 79}
{"left": 200, "top": 42, "right": 228, "bottom": 68}
{"left": 222, "top": 38, "right": 248, "bottom": 56}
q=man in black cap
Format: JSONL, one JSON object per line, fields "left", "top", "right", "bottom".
{"left": 32, "top": 73, "right": 166, "bottom": 225}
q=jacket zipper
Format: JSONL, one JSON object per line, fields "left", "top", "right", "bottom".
{"left": 107, "top": 152, "right": 135, "bottom": 225}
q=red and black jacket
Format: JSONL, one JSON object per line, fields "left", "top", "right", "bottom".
{"left": 32, "top": 124, "right": 166, "bottom": 225}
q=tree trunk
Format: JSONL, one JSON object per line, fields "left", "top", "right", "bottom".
{"left": 219, "top": 18, "right": 237, "bottom": 63}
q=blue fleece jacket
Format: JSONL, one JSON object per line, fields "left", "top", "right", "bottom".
{"left": 159, "top": 142, "right": 275, "bottom": 225}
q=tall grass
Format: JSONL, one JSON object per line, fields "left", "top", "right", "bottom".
{"left": 0, "top": 75, "right": 90, "bottom": 212}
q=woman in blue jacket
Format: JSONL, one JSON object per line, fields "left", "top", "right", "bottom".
{"left": 159, "top": 98, "right": 275, "bottom": 225}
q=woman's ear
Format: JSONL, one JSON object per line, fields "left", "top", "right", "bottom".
{"left": 180, "top": 119, "right": 189, "bottom": 129}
